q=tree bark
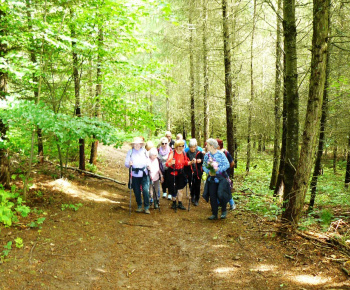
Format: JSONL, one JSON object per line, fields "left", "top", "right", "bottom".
{"left": 202, "top": 0, "right": 209, "bottom": 144}
{"left": 281, "top": 0, "right": 300, "bottom": 222}
{"left": 270, "top": 0, "right": 283, "bottom": 190}
{"left": 222, "top": 0, "right": 235, "bottom": 170}
{"left": 309, "top": 14, "right": 331, "bottom": 210}
{"left": 189, "top": 0, "right": 195, "bottom": 139}
{"left": 70, "top": 9, "right": 85, "bottom": 171}
{"left": 345, "top": 136, "right": 350, "bottom": 187}
{"left": 90, "top": 25, "right": 103, "bottom": 165}
{"left": 289, "top": 0, "right": 330, "bottom": 224}
{"left": 246, "top": 0, "right": 256, "bottom": 172}
{"left": 0, "top": 9, "right": 9, "bottom": 188}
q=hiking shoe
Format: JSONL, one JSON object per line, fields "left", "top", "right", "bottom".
{"left": 230, "top": 204, "right": 236, "bottom": 211}
{"left": 171, "top": 201, "right": 177, "bottom": 209}
{"left": 168, "top": 194, "right": 172, "bottom": 200}
{"left": 221, "top": 211, "right": 227, "bottom": 219}
{"left": 177, "top": 202, "right": 186, "bottom": 210}
{"left": 154, "top": 203, "right": 159, "bottom": 209}
{"left": 194, "top": 201, "right": 199, "bottom": 206}
{"left": 162, "top": 192, "right": 167, "bottom": 198}
{"left": 145, "top": 208, "right": 150, "bottom": 214}
{"left": 135, "top": 207, "right": 143, "bottom": 213}
{"left": 208, "top": 215, "right": 218, "bottom": 220}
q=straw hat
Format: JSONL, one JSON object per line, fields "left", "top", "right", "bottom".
{"left": 131, "top": 137, "right": 145, "bottom": 145}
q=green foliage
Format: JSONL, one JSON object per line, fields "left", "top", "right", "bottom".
{"left": 61, "top": 203, "right": 83, "bottom": 212}
{"left": 86, "top": 163, "right": 97, "bottom": 173}
{"left": 1, "top": 241, "right": 12, "bottom": 260}
{"left": 0, "top": 186, "right": 30, "bottom": 226}
{"left": 28, "top": 217, "right": 46, "bottom": 229}
{"left": 14, "top": 237, "right": 23, "bottom": 249}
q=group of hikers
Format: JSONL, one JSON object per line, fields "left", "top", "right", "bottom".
{"left": 124, "top": 131, "right": 236, "bottom": 220}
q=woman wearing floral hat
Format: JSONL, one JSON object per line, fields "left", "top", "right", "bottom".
{"left": 124, "top": 137, "right": 151, "bottom": 214}
{"left": 202, "top": 138, "right": 230, "bottom": 220}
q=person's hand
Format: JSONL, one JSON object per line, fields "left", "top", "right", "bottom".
{"left": 171, "top": 160, "right": 175, "bottom": 165}
{"left": 196, "top": 159, "right": 201, "bottom": 163}
{"left": 129, "top": 161, "right": 133, "bottom": 166}
{"left": 161, "top": 175, "right": 164, "bottom": 183}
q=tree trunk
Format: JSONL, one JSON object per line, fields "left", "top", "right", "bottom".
{"left": 345, "top": 136, "right": 350, "bottom": 188}
{"left": 270, "top": 0, "right": 283, "bottom": 190}
{"left": 281, "top": 0, "right": 300, "bottom": 222}
{"left": 333, "top": 144, "right": 337, "bottom": 174}
{"left": 71, "top": 9, "right": 85, "bottom": 171}
{"left": 202, "top": 0, "right": 209, "bottom": 143}
{"left": 309, "top": 15, "right": 331, "bottom": 211}
{"left": 0, "top": 9, "right": 9, "bottom": 188}
{"left": 288, "top": 0, "right": 330, "bottom": 224}
{"left": 189, "top": 0, "right": 195, "bottom": 139}
{"left": 90, "top": 25, "right": 103, "bottom": 165}
{"left": 222, "top": 0, "right": 235, "bottom": 170}
{"left": 246, "top": 0, "right": 256, "bottom": 173}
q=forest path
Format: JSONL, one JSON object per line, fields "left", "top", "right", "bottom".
{"left": 0, "top": 144, "right": 349, "bottom": 289}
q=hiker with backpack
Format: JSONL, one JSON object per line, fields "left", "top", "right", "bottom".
{"left": 165, "top": 131, "right": 175, "bottom": 150}
{"left": 124, "top": 137, "right": 151, "bottom": 214}
{"left": 158, "top": 137, "right": 172, "bottom": 200}
{"left": 217, "top": 139, "right": 236, "bottom": 211}
{"left": 186, "top": 138, "right": 204, "bottom": 206}
{"left": 148, "top": 147, "right": 163, "bottom": 209}
{"left": 202, "top": 138, "right": 231, "bottom": 220}
{"left": 166, "top": 139, "right": 191, "bottom": 210}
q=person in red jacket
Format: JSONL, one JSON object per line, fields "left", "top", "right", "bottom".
{"left": 166, "top": 139, "right": 191, "bottom": 210}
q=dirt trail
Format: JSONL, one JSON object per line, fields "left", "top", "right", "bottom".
{"left": 0, "top": 144, "right": 349, "bottom": 289}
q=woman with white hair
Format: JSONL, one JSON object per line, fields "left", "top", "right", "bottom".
{"left": 158, "top": 136, "right": 172, "bottom": 199}
{"left": 124, "top": 137, "right": 151, "bottom": 214}
{"left": 148, "top": 147, "right": 163, "bottom": 209}
{"left": 202, "top": 138, "right": 230, "bottom": 220}
{"left": 186, "top": 138, "right": 204, "bottom": 206}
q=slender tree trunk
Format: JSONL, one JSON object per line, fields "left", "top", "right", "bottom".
{"left": 333, "top": 143, "right": 337, "bottom": 174}
{"left": 189, "top": 0, "right": 195, "bottom": 139}
{"left": 202, "top": 0, "right": 209, "bottom": 143}
{"left": 281, "top": 0, "right": 300, "bottom": 222}
{"left": 309, "top": 15, "right": 331, "bottom": 210}
{"left": 222, "top": 0, "right": 234, "bottom": 168}
{"left": 70, "top": 9, "right": 85, "bottom": 171}
{"left": 345, "top": 136, "right": 350, "bottom": 187}
{"left": 246, "top": 0, "right": 256, "bottom": 172}
{"left": 288, "top": 0, "right": 330, "bottom": 224}
{"left": 166, "top": 83, "right": 171, "bottom": 131}
{"left": 0, "top": 9, "right": 9, "bottom": 188}
{"left": 90, "top": 25, "right": 103, "bottom": 165}
{"left": 270, "top": 0, "right": 283, "bottom": 190}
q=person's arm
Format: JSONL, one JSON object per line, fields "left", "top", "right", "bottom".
{"left": 218, "top": 152, "right": 230, "bottom": 173}
{"left": 125, "top": 149, "right": 132, "bottom": 168}
{"left": 166, "top": 151, "right": 174, "bottom": 168}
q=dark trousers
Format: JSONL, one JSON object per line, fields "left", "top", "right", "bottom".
{"left": 161, "top": 169, "right": 169, "bottom": 193}
{"left": 189, "top": 175, "right": 201, "bottom": 202}
{"left": 132, "top": 174, "right": 150, "bottom": 209}
{"left": 208, "top": 179, "right": 227, "bottom": 216}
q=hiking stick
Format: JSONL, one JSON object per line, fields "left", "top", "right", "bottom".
{"left": 173, "top": 159, "right": 177, "bottom": 213}
{"left": 186, "top": 180, "right": 190, "bottom": 211}
{"left": 129, "top": 166, "right": 132, "bottom": 216}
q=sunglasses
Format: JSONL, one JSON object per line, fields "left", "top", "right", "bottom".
{"left": 166, "top": 136, "right": 171, "bottom": 138}
{"left": 178, "top": 145, "right": 184, "bottom": 148}
{"left": 162, "top": 143, "right": 168, "bottom": 145}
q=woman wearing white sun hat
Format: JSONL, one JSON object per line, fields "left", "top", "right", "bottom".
{"left": 124, "top": 137, "right": 151, "bottom": 214}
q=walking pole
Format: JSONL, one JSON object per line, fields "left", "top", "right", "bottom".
{"left": 187, "top": 180, "right": 190, "bottom": 211}
{"left": 129, "top": 166, "right": 132, "bottom": 216}
{"left": 173, "top": 160, "right": 177, "bottom": 213}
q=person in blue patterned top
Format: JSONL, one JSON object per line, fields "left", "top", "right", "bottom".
{"left": 202, "top": 138, "right": 230, "bottom": 220}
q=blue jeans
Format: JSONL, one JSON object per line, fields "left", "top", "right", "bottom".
{"left": 132, "top": 174, "right": 150, "bottom": 209}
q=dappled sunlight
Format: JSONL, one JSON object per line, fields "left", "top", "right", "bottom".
{"left": 287, "top": 273, "right": 331, "bottom": 286}
{"left": 250, "top": 264, "right": 278, "bottom": 272}
{"left": 46, "top": 178, "right": 122, "bottom": 204}
{"left": 212, "top": 244, "right": 230, "bottom": 249}
{"left": 213, "top": 267, "right": 239, "bottom": 275}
